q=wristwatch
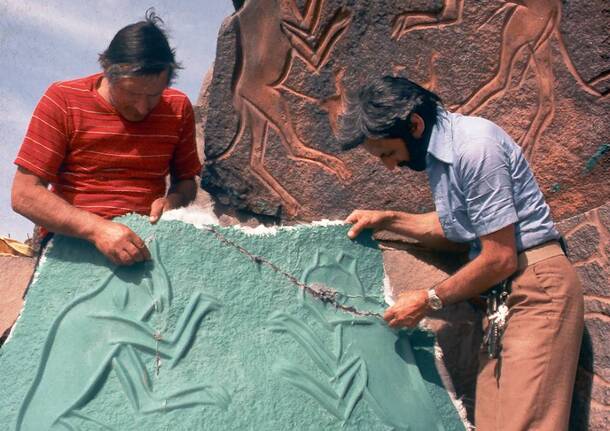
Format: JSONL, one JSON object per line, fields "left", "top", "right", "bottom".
{"left": 427, "top": 288, "right": 443, "bottom": 310}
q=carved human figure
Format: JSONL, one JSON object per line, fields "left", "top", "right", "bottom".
{"left": 206, "top": 0, "right": 352, "bottom": 217}
{"left": 392, "top": 0, "right": 608, "bottom": 158}
{"left": 392, "top": 0, "right": 463, "bottom": 39}
{"left": 16, "top": 242, "right": 228, "bottom": 430}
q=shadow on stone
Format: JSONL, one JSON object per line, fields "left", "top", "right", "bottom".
{"left": 569, "top": 327, "right": 593, "bottom": 431}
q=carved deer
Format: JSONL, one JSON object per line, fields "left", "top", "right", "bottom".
{"left": 16, "top": 241, "right": 228, "bottom": 430}
{"left": 392, "top": 0, "right": 608, "bottom": 159}
{"left": 206, "top": 0, "right": 352, "bottom": 217}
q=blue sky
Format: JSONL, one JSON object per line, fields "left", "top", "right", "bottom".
{"left": 0, "top": 0, "right": 234, "bottom": 240}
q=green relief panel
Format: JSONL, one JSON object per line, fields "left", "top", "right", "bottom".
{"left": 0, "top": 215, "right": 465, "bottom": 431}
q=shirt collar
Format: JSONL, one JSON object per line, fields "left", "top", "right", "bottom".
{"left": 426, "top": 110, "right": 454, "bottom": 164}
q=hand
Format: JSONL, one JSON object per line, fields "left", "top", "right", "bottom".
{"left": 345, "top": 210, "right": 394, "bottom": 239}
{"left": 149, "top": 193, "right": 183, "bottom": 224}
{"left": 91, "top": 220, "right": 151, "bottom": 265}
{"left": 383, "top": 289, "right": 429, "bottom": 328}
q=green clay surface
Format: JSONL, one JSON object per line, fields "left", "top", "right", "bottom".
{"left": 0, "top": 215, "right": 465, "bottom": 430}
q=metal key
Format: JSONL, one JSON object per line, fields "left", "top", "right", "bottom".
{"left": 484, "top": 282, "right": 510, "bottom": 359}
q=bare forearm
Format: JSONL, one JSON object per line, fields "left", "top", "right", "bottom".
{"left": 167, "top": 178, "right": 197, "bottom": 206}
{"left": 384, "top": 211, "right": 467, "bottom": 252}
{"left": 436, "top": 225, "right": 518, "bottom": 305}
{"left": 383, "top": 224, "right": 518, "bottom": 329}
{"left": 12, "top": 167, "right": 152, "bottom": 265}
{"left": 12, "top": 181, "right": 101, "bottom": 241}
{"left": 436, "top": 253, "right": 515, "bottom": 305}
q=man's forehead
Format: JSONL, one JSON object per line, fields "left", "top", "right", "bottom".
{"left": 113, "top": 71, "right": 168, "bottom": 94}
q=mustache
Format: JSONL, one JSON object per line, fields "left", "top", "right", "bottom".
{"left": 400, "top": 126, "right": 432, "bottom": 172}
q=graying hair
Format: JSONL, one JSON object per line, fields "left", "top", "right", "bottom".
{"left": 336, "top": 76, "right": 442, "bottom": 150}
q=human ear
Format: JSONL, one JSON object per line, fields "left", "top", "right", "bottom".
{"left": 409, "top": 113, "right": 425, "bottom": 139}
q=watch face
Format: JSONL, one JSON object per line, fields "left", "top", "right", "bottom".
{"left": 429, "top": 296, "right": 443, "bottom": 310}
{"left": 428, "top": 290, "right": 443, "bottom": 310}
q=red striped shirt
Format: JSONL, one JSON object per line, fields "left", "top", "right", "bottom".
{"left": 15, "top": 73, "right": 202, "bottom": 220}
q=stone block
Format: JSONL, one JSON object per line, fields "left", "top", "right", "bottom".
{"left": 199, "top": 0, "right": 609, "bottom": 223}
{"left": 0, "top": 215, "right": 467, "bottom": 430}
{"left": 566, "top": 224, "right": 601, "bottom": 261}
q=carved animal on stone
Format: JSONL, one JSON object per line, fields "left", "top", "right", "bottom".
{"left": 267, "top": 251, "right": 452, "bottom": 430}
{"left": 206, "top": 0, "right": 352, "bottom": 217}
{"left": 16, "top": 241, "right": 228, "bottom": 430}
{"left": 392, "top": 0, "right": 464, "bottom": 38}
{"left": 392, "top": 0, "right": 608, "bottom": 159}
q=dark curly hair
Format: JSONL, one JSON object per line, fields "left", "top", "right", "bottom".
{"left": 98, "top": 8, "right": 181, "bottom": 84}
{"left": 336, "top": 76, "right": 442, "bottom": 150}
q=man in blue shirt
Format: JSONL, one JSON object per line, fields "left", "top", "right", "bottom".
{"left": 339, "top": 76, "right": 583, "bottom": 431}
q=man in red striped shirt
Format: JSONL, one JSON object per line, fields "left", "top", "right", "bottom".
{"left": 11, "top": 11, "right": 202, "bottom": 266}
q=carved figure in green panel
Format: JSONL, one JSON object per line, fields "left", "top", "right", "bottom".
{"left": 269, "top": 250, "right": 447, "bottom": 429}
{"left": 16, "top": 241, "right": 229, "bottom": 430}
{"left": 0, "top": 216, "right": 465, "bottom": 430}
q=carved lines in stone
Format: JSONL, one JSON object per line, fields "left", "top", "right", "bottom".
{"left": 16, "top": 242, "right": 228, "bottom": 430}
{"left": 392, "top": 0, "right": 609, "bottom": 160}
{"left": 392, "top": 0, "right": 464, "bottom": 39}
{"left": 208, "top": 0, "right": 352, "bottom": 217}
{"left": 268, "top": 310, "right": 368, "bottom": 423}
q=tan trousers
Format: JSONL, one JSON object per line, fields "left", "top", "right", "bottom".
{"left": 475, "top": 255, "right": 584, "bottom": 431}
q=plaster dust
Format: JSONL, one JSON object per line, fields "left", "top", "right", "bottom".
{"left": 0, "top": 214, "right": 467, "bottom": 430}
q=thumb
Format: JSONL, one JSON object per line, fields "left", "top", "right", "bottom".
{"left": 149, "top": 198, "right": 165, "bottom": 223}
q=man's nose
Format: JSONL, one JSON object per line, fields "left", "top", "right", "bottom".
{"left": 135, "top": 98, "right": 154, "bottom": 116}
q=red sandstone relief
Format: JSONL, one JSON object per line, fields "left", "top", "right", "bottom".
{"left": 392, "top": 0, "right": 464, "bottom": 38}
{"left": 392, "top": 0, "right": 609, "bottom": 159}
{"left": 201, "top": 0, "right": 608, "bottom": 223}
{"left": 558, "top": 205, "right": 610, "bottom": 430}
{"left": 206, "top": 0, "right": 352, "bottom": 217}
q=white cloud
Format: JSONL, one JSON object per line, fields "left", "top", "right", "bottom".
{"left": 4, "top": 0, "right": 118, "bottom": 48}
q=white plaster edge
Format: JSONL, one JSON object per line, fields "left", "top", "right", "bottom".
{"left": 238, "top": 219, "right": 345, "bottom": 235}
{"left": 4, "top": 237, "right": 54, "bottom": 345}
{"left": 159, "top": 205, "right": 346, "bottom": 236}
{"left": 160, "top": 204, "right": 220, "bottom": 227}
{"left": 420, "top": 318, "right": 474, "bottom": 431}
{"left": 382, "top": 264, "right": 395, "bottom": 306}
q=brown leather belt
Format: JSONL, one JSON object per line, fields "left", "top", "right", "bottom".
{"left": 517, "top": 240, "right": 565, "bottom": 271}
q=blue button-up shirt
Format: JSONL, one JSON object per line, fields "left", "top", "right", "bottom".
{"left": 426, "top": 111, "right": 559, "bottom": 257}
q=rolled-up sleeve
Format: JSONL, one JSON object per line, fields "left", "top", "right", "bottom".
{"left": 455, "top": 138, "right": 518, "bottom": 236}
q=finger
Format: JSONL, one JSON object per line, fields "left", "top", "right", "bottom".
{"left": 345, "top": 211, "right": 360, "bottom": 224}
{"left": 105, "top": 251, "right": 121, "bottom": 266}
{"left": 388, "top": 318, "right": 401, "bottom": 328}
{"left": 383, "top": 307, "right": 395, "bottom": 322}
{"left": 347, "top": 219, "right": 368, "bottom": 239}
{"left": 114, "top": 249, "right": 135, "bottom": 266}
{"left": 123, "top": 242, "right": 146, "bottom": 263}
{"left": 130, "top": 233, "right": 151, "bottom": 261}
{"left": 149, "top": 198, "right": 165, "bottom": 223}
